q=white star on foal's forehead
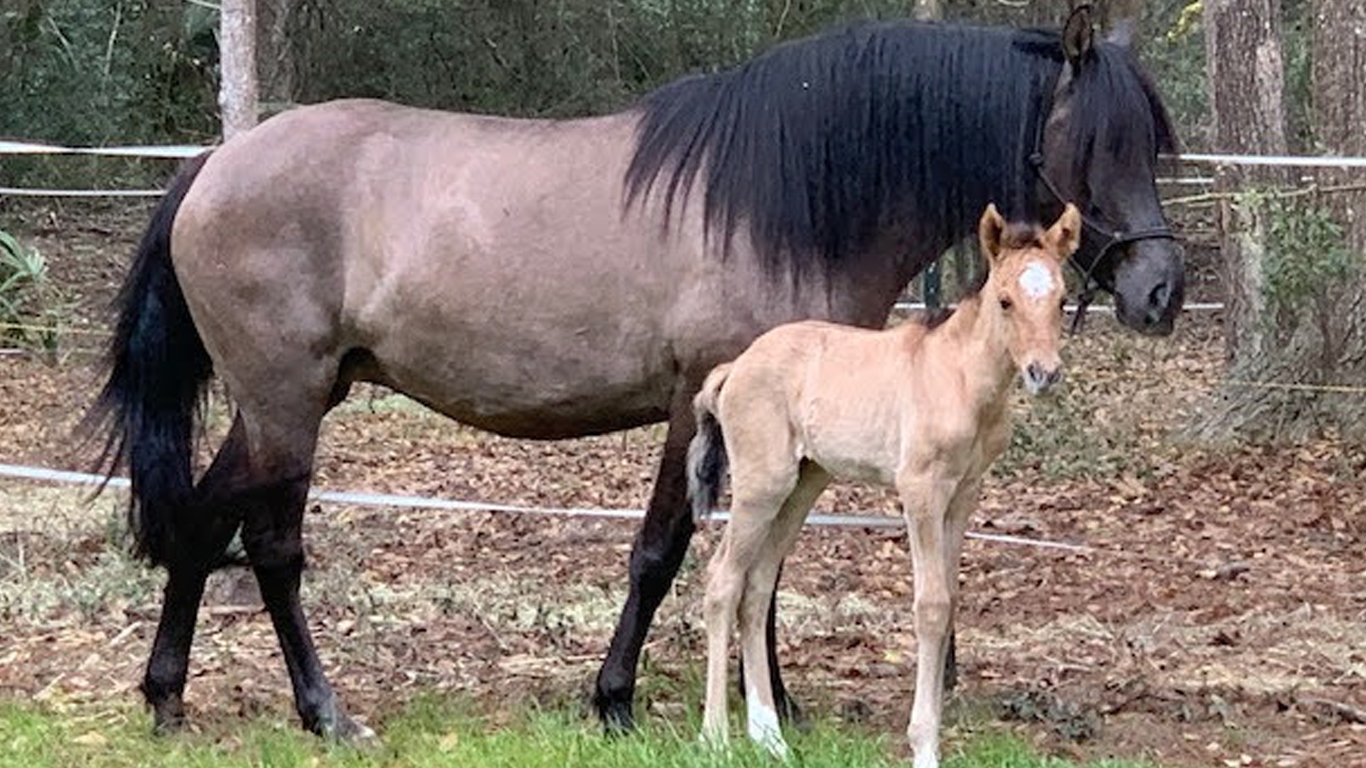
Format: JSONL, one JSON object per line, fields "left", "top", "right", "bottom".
{"left": 1018, "top": 261, "right": 1055, "bottom": 299}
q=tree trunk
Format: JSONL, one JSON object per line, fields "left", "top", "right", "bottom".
{"left": 257, "top": 0, "right": 299, "bottom": 115}
{"left": 220, "top": 0, "right": 259, "bottom": 140}
{"left": 1203, "top": 0, "right": 1289, "bottom": 363}
{"left": 1312, "top": 0, "right": 1366, "bottom": 251}
{"left": 1306, "top": 0, "right": 1366, "bottom": 434}
{"left": 1192, "top": 0, "right": 1366, "bottom": 441}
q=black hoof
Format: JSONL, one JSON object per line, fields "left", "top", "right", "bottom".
{"left": 150, "top": 698, "right": 187, "bottom": 736}
{"left": 595, "top": 696, "right": 636, "bottom": 735}
{"left": 777, "top": 691, "right": 811, "bottom": 733}
{"left": 304, "top": 697, "right": 377, "bottom": 743}
{"left": 327, "top": 713, "right": 378, "bottom": 744}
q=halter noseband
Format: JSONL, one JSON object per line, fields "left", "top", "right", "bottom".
{"left": 1027, "top": 146, "right": 1176, "bottom": 333}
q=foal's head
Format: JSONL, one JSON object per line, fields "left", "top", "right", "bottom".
{"left": 977, "top": 203, "right": 1080, "bottom": 395}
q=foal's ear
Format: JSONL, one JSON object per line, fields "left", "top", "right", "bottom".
{"left": 1046, "top": 203, "right": 1082, "bottom": 261}
{"left": 1063, "top": 4, "right": 1095, "bottom": 70}
{"left": 978, "top": 203, "right": 1007, "bottom": 263}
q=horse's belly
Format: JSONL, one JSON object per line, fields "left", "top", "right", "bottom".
{"left": 367, "top": 325, "right": 675, "bottom": 439}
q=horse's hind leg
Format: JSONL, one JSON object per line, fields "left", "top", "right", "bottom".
{"left": 142, "top": 417, "right": 252, "bottom": 732}
{"left": 231, "top": 402, "right": 371, "bottom": 740}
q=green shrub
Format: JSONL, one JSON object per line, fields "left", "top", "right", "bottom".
{"left": 0, "top": 227, "right": 62, "bottom": 353}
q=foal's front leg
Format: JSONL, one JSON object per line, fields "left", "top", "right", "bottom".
{"left": 899, "top": 470, "right": 958, "bottom": 768}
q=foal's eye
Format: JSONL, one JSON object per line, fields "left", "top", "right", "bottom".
{"left": 999, "top": 296, "right": 1013, "bottom": 311}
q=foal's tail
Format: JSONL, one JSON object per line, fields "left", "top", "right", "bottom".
{"left": 82, "top": 152, "right": 215, "bottom": 567}
{"left": 687, "top": 363, "right": 733, "bottom": 523}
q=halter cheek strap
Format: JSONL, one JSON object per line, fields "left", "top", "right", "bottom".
{"left": 1027, "top": 150, "right": 1177, "bottom": 334}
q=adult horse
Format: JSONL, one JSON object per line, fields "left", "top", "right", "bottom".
{"left": 87, "top": 8, "right": 1182, "bottom": 738}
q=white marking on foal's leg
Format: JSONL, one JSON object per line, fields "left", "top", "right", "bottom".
{"left": 908, "top": 721, "right": 940, "bottom": 768}
{"left": 1018, "top": 260, "right": 1055, "bottom": 299}
{"left": 746, "top": 682, "right": 790, "bottom": 759}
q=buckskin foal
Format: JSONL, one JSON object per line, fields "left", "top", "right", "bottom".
{"left": 691, "top": 204, "right": 1079, "bottom": 768}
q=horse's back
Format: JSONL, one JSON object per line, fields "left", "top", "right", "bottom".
{"left": 168, "top": 99, "right": 689, "bottom": 438}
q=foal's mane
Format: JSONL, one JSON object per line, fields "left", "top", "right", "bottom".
{"left": 624, "top": 20, "right": 1175, "bottom": 277}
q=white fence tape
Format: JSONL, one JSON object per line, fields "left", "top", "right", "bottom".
{"left": 1, "top": 141, "right": 1361, "bottom": 199}
{"left": 895, "top": 300, "right": 1225, "bottom": 312}
{"left": 0, "top": 187, "right": 167, "bottom": 198}
{"left": 1169, "top": 152, "right": 1366, "bottom": 169}
{"left": 0, "top": 141, "right": 209, "bottom": 159}
{"left": 0, "top": 461, "right": 1095, "bottom": 554}
{"left": 2, "top": 141, "right": 1365, "bottom": 168}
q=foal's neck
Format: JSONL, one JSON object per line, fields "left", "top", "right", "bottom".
{"left": 927, "top": 296, "right": 1016, "bottom": 412}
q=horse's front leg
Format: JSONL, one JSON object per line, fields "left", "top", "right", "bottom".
{"left": 595, "top": 386, "right": 699, "bottom": 732}
{"left": 899, "top": 469, "right": 958, "bottom": 768}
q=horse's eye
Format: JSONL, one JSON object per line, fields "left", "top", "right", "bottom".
{"left": 999, "top": 296, "right": 1013, "bottom": 311}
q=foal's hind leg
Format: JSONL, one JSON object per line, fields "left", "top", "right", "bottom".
{"left": 142, "top": 417, "right": 252, "bottom": 732}
{"left": 737, "top": 564, "right": 806, "bottom": 729}
{"left": 737, "top": 463, "right": 829, "bottom": 756}
{"left": 596, "top": 385, "right": 803, "bottom": 731}
{"left": 701, "top": 478, "right": 796, "bottom": 747}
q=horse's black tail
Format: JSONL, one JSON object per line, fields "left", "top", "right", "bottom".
{"left": 83, "top": 152, "right": 214, "bottom": 567}
{"left": 687, "top": 363, "right": 733, "bottom": 523}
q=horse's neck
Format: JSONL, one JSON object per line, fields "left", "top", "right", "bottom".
{"left": 928, "top": 296, "right": 1016, "bottom": 411}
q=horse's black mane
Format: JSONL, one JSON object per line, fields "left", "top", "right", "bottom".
{"left": 624, "top": 20, "right": 1175, "bottom": 276}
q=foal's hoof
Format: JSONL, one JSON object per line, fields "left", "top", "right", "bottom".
{"left": 760, "top": 735, "right": 791, "bottom": 761}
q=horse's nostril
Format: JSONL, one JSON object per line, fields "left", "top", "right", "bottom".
{"left": 1148, "top": 280, "right": 1170, "bottom": 310}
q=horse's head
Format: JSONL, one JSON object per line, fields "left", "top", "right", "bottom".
{"left": 1036, "top": 5, "right": 1185, "bottom": 335}
{"left": 978, "top": 203, "right": 1079, "bottom": 395}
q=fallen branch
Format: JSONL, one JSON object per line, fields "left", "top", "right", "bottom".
{"left": 1299, "top": 696, "right": 1366, "bottom": 724}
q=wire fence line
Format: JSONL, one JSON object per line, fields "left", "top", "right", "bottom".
{"left": 7, "top": 140, "right": 1366, "bottom": 166}
{"left": 1, "top": 141, "right": 1364, "bottom": 199}
{"left": 0, "top": 460, "right": 1095, "bottom": 555}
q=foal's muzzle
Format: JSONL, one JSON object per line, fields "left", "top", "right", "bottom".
{"left": 1023, "top": 362, "right": 1062, "bottom": 395}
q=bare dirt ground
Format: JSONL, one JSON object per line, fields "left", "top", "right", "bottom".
{"left": 0, "top": 208, "right": 1363, "bottom": 767}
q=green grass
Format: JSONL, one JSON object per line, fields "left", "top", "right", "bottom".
{"left": 0, "top": 696, "right": 1156, "bottom": 768}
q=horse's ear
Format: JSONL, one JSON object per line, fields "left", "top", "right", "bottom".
{"left": 1046, "top": 204, "right": 1082, "bottom": 261}
{"left": 1062, "top": 4, "right": 1095, "bottom": 70}
{"left": 978, "top": 204, "right": 1006, "bottom": 264}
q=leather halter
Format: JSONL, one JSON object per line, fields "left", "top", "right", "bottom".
{"left": 1028, "top": 132, "right": 1176, "bottom": 332}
